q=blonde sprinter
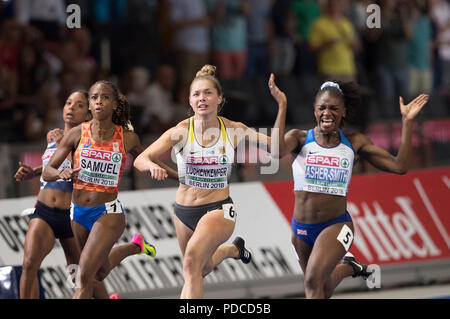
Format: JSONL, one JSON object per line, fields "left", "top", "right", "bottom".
{"left": 134, "top": 65, "right": 286, "bottom": 298}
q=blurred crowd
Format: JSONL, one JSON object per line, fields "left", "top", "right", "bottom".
{"left": 0, "top": 0, "right": 449, "bottom": 145}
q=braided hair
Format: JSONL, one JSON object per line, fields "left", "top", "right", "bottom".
{"left": 90, "top": 80, "right": 133, "bottom": 130}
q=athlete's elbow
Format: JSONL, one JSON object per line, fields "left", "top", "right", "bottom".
{"left": 133, "top": 154, "right": 153, "bottom": 172}
{"left": 41, "top": 167, "right": 53, "bottom": 182}
{"left": 133, "top": 156, "right": 145, "bottom": 172}
{"left": 278, "top": 148, "right": 292, "bottom": 159}
{"left": 270, "top": 145, "right": 288, "bottom": 159}
{"left": 41, "top": 171, "right": 49, "bottom": 182}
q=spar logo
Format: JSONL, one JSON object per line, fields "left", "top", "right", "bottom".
{"left": 112, "top": 153, "right": 122, "bottom": 163}
{"left": 80, "top": 149, "right": 113, "bottom": 161}
{"left": 219, "top": 155, "right": 228, "bottom": 165}
{"left": 187, "top": 156, "right": 218, "bottom": 165}
{"left": 307, "top": 154, "right": 350, "bottom": 169}
{"left": 307, "top": 154, "right": 340, "bottom": 167}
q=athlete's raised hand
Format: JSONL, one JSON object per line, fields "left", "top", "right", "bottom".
{"left": 399, "top": 94, "right": 429, "bottom": 121}
{"left": 268, "top": 73, "right": 287, "bottom": 108}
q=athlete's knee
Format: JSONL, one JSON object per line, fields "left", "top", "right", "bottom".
{"left": 201, "top": 259, "right": 215, "bottom": 277}
{"left": 183, "top": 249, "right": 203, "bottom": 277}
{"left": 95, "top": 267, "right": 109, "bottom": 282}
{"left": 95, "top": 261, "right": 113, "bottom": 281}
{"left": 304, "top": 270, "right": 326, "bottom": 295}
{"left": 77, "top": 263, "right": 97, "bottom": 287}
{"left": 22, "top": 255, "right": 41, "bottom": 274}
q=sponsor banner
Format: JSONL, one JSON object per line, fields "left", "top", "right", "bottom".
{"left": 0, "top": 183, "right": 300, "bottom": 299}
{"left": 2, "top": 167, "right": 448, "bottom": 298}
{"left": 263, "top": 167, "right": 450, "bottom": 266}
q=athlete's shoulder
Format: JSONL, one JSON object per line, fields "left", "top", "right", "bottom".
{"left": 175, "top": 118, "right": 190, "bottom": 130}
{"left": 287, "top": 128, "right": 307, "bottom": 137}
{"left": 122, "top": 129, "right": 142, "bottom": 155}
{"left": 172, "top": 119, "right": 190, "bottom": 136}
{"left": 59, "top": 124, "right": 84, "bottom": 150}
{"left": 66, "top": 123, "right": 83, "bottom": 138}
{"left": 219, "top": 117, "right": 247, "bottom": 130}
{"left": 161, "top": 120, "right": 190, "bottom": 146}
{"left": 287, "top": 128, "right": 307, "bottom": 142}
{"left": 123, "top": 128, "right": 140, "bottom": 144}
{"left": 345, "top": 131, "right": 371, "bottom": 152}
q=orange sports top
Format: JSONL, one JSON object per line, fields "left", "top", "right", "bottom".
{"left": 73, "top": 122, "right": 126, "bottom": 193}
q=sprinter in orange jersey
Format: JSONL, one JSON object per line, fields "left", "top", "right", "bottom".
{"left": 43, "top": 81, "right": 177, "bottom": 298}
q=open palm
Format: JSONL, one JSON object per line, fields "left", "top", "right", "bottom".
{"left": 268, "top": 73, "right": 287, "bottom": 106}
{"left": 399, "top": 94, "right": 429, "bottom": 120}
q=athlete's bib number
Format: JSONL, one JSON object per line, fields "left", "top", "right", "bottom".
{"left": 337, "top": 224, "right": 353, "bottom": 251}
{"left": 222, "top": 203, "right": 236, "bottom": 222}
{"left": 106, "top": 200, "right": 123, "bottom": 214}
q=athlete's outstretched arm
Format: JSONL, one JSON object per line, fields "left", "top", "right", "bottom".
{"left": 134, "top": 125, "right": 185, "bottom": 181}
{"left": 358, "top": 94, "right": 429, "bottom": 174}
{"left": 269, "top": 73, "right": 302, "bottom": 158}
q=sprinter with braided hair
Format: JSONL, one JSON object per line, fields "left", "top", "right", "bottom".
{"left": 93, "top": 80, "right": 132, "bottom": 129}
{"left": 43, "top": 81, "right": 176, "bottom": 298}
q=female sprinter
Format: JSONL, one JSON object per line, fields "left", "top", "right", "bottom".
{"left": 42, "top": 82, "right": 169, "bottom": 298}
{"left": 134, "top": 65, "right": 285, "bottom": 298}
{"left": 270, "top": 76, "right": 429, "bottom": 298}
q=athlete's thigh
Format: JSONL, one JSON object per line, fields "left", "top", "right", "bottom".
{"left": 59, "top": 236, "right": 81, "bottom": 266}
{"left": 173, "top": 213, "right": 194, "bottom": 257}
{"left": 23, "top": 218, "right": 56, "bottom": 263}
{"left": 71, "top": 220, "right": 90, "bottom": 252}
{"left": 306, "top": 222, "right": 354, "bottom": 278}
{"left": 78, "top": 214, "right": 125, "bottom": 273}
{"left": 291, "top": 233, "right": 312, "bottom": 274}
{"left": 185, "top": 209, "right": 235, "bottom": 262}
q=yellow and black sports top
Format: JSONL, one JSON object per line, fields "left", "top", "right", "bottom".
{"left": 176, "top": 117, "right": 235, "bottom": 189}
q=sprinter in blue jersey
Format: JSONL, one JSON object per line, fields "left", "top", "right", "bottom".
{"left": 269, "top": 75, "right": 429, "bottom": 298}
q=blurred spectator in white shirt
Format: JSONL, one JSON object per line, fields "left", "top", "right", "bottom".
{"left": 16, "top": 0, "right": 66, "bottom": 42}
